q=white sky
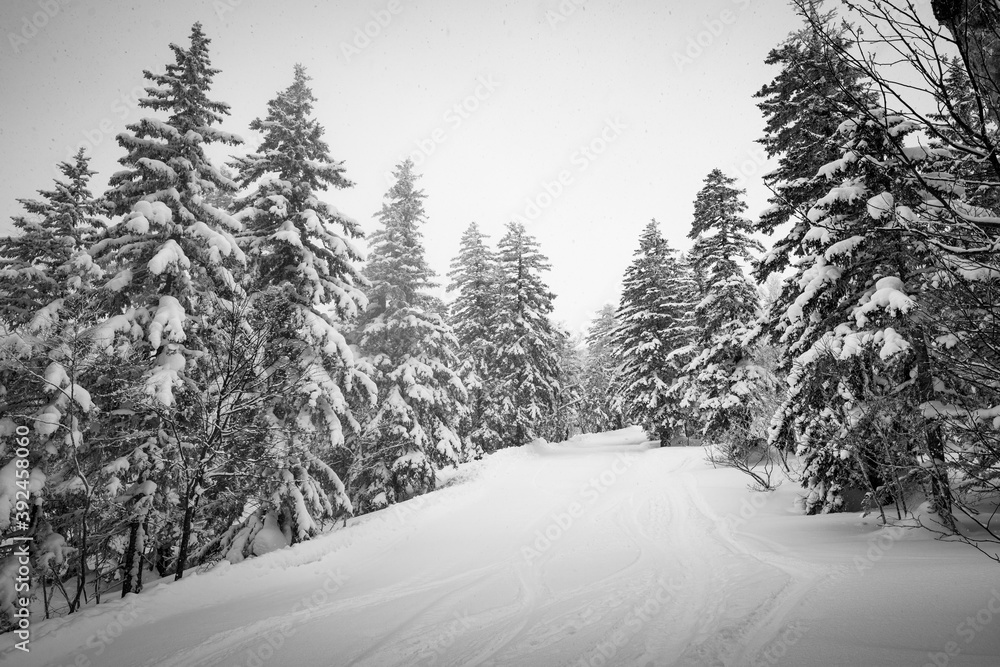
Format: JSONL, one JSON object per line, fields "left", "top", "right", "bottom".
{"left": 0, "top": 0, "right": 802, "bottom": 333}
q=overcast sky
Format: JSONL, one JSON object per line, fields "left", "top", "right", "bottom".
{"left": 0, "top": 0, "right": 802, "bottom": 333}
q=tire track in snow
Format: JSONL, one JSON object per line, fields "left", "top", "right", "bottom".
{"left": 675, "top": 472, "right": 833, "bottom": 666}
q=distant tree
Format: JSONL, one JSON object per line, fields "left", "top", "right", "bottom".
{"left": 353, "top": 159, "right": 467, "bottom": 511}
{"left": 579, "top": 305, "right": 623, "bottom": 433}
{"left": 610, "top": 220, "right": 694, "bottom": 445}
{"left": 540, "top": 327, "right": 583, "bottom": 442}
{"left": 446, "top": 222, "right": 500, "bottom": 452}
{"left": 490, "top": 222, "right": 563, "bottom": 448}
{"left": 676, "top": 169, "right": 766, "bottom": 444}
{"left": 0, "top": 152, "right": 125, "bottom": 615}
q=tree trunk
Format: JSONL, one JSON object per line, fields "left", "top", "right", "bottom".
{"left": 69, "top": 499, "right": 89, "bottom": 613}
{"left": 914, "top": 338, "right": 958, "bottom": 532}
{"left": 174, "top": 479, "right": 202, "bottom": 580}
{"left": 121, "top": 519, "right": 142, "bottom": 597}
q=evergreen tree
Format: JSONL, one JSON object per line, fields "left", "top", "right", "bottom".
{"left": 753, "top": 1, "right": 872, "bottom": 275}
{"left": 86, "top": 22, "right": 247, "bottom": 590}
{"left": 227, "top": 64, "right": 367, "bottom": 552}
{"left": 759, "top": 106, "right": 974, "bottom": 521}
{"left": 609, "top": 220, "right": 694, "bottom": 445}
{"left": 354, "top": 160, "right": 467, "bottom": 511}
{"left": 579, "top": 305, "right": 623, "bottom": 433}
{"left": 446, "top": 222, "right": 501, "bottom": 452}
{"left": 490, "top": 222, "right": 562, "bottom": 448}
{"left": 676, "top": 170, "right": 766, "bottom": 444}
{"left": 0, "top": 149, "right": 105, "bottom": 326}
{"left": 0, "top": 151, "right": 130, "bottom": 615}
{"left": 540, "top": 327, "right": 583, "bottom": 441}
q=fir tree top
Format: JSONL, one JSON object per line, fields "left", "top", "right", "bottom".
{"left": 366, "top": 159, "right": 436, "bottom": 310}
{"left": 0, "top": 150, "right": 106, "bottom": 325}
{"left": 93, "top": 22, "right": 245, "bottom": 311}
{"left": 497, "top": 221, "right": 554, "bottom": 317}
{"left": 106, "top": 22, "right": 242, "bottom": 219}
{"left": 752, "top": 1, "right": 872, "bottom": 236}
{"left": 233, "top": 64, "right": 353, "bottom": 202}
{"left": 447, "top": 221, "right": 498, "bottom": 348}
{"left": 232, "top": 64, "right": 365, "bottom": 316}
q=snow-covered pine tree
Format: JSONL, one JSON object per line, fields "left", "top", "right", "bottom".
{"left": 84, "top": 22, "right": 247, "bottom": 589}
{"left": 771, "top": 0, "right": 1000, "bottom": 546}
{"left": 0, "top": 149, "right": 106, "bottom": 327}
{"left": 0, "top": 148, "right": 107, "bottom": 455}
{"left": 446, "top": 222, "right": 501, "bottom": 452}
{"left": 676, "top": 169, "right": 768, "bottom": 445}
{"left": 609, "top": 220, "right": 694, "bottom": 446}
{"left": 224, "top": 64, "right": 367, "bottom": 556}
{"left": 579, "top": 305, "right": 623, "bottom": 433}
{"left": 758, "top": 106, "right": 975, "bottom": 520}
{"left": 490, "top": 222, "right": 563, "bottom": 448}
{"left": 753, "top": 1, "right": 872, "bottom": 274}
{"left": 539, "top": 327, "right": 583, "bottom": 442}
{"left": 354, "top": 159, "right": 467, "bottom": 511}
{"left": 0, "top": 150, "right": 127, "bottom": 615}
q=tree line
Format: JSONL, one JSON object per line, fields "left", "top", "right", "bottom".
{"left": 4, "top": 0, "right": 1000, "bottom": 630}
{"left": 0, "top": 24, "right": 573, "bottom": 623}
{"left": 599, "top": 0, "right": 1000, "bottom": 566}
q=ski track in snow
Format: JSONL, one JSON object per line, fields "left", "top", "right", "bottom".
{"left": 5, "top": 428, "right": 906, "bottom": 666}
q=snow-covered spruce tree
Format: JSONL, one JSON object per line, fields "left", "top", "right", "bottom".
{"left": 752, "top": 0, "right": 872, "bottom": 249}
{"left": 675, "top": 170, "right": 770, "bottom": 448}
{"left": 225, "top": 64, "right": 366, "bottom": 557}
{"left": 0, "top": 149, "right": 107, "bottom": 452}
{"left": 353, "top": 159, "right": 467, "bottom": 511}
{"left": 0, "top": 151, "right": 132, "bottom": 617}
{"left": 609, "top": 220, "right": 694, "bottom": 446}
{"left": 489, "top": 222, "right": 563, "bottom": 448}
{"left": 579, "top": 305, "right": 624, "bottom": 433}
{"left": 446, "top": 222, "right": 501, "bottom": 452}
{"left": 773, "top": 0, "right": 1000, "bottom": 544}
{"left": 757, "top": 106, "right": 975, "bottom": 521}
{"left": 0, "top": 149, "right": 106, "bottom": 327}
{"left": 85, "top": 22, "right": 247, "bottom": 590}
{"left": 538, "top": 327, "right": 583, "bottom": 442}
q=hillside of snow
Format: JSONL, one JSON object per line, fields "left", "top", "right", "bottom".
{"left": 4, "top": 427, "right": 1000, "bottom": 666}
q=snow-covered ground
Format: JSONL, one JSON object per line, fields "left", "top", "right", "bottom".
{"left": 4, "top": 427, "right": 1000, "bottom": 666}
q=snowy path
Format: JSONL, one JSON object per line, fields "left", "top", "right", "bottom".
{"left": 6, "top": 427, "right": 1000, "bottom": 666}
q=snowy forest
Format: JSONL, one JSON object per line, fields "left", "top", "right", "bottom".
{"left": 2, "top": 0, "right": 1000, "bottom": 657}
